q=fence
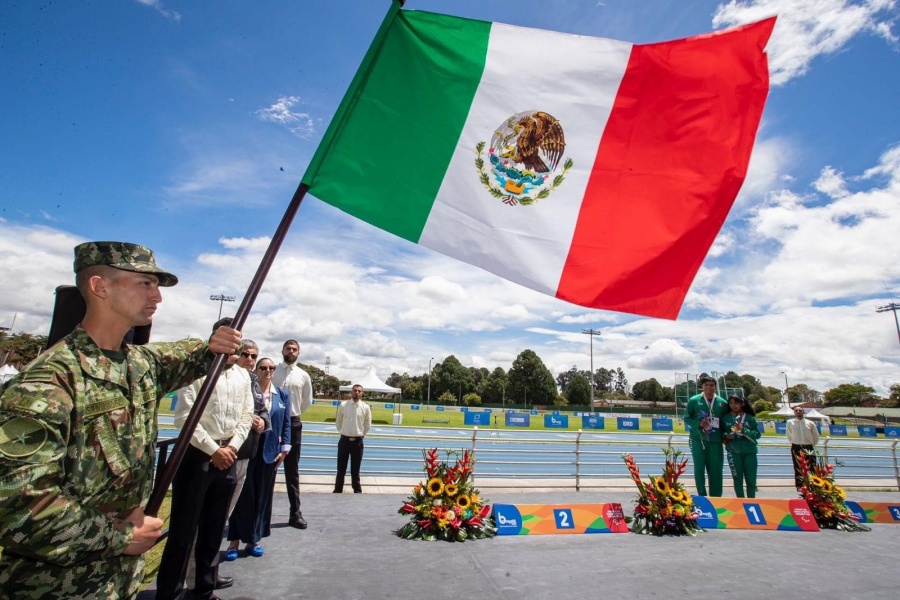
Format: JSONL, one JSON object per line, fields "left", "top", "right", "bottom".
{"left": 156, "top": 428, "right": 900, "bottom": 492}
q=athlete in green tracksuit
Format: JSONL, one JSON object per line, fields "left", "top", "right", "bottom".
{"left": 722, "top": 395, "right": 761, "bottom": 498}
{"left": 683, "top": 376, "right": 729, "bottom": 496}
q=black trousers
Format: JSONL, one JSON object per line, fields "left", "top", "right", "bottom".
{"left": 284, "top": 417, "right": 303, "bottom": 518}
{"left": 156, "top": 445, "right": 237, "bottom": 600}
{"left": 791, "top": 444, "right": 816, "bottom": 489}
{"left": 334, "top": 435, "right": 364, "bottom": 493}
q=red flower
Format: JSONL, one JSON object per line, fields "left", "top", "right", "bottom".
{"left": 479, "top": 505, "right": 491, "bottom": 518}
{"left": 466, "top": 517, "right": 484, "bottom": 527}
{"left": 401, "top": 502, "right": 415, "bottom": 514}
{"left": 418, "top": 519, "right": 433, "bottom": 529}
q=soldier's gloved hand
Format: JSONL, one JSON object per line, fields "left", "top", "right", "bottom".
{"left": 123, "top": 507, "right": 164, "bottom": 556}
{"left": 209, "top": 326, "right": 242, "bottom": 356}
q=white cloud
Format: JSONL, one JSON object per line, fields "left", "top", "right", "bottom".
{"left": 626, "top": 339, "right": 696, "bottom": 370}
{"left": 713, "top": 0, "right": 897, "bottom": 85}
{"left": 135, "top": 0, "right": 181, "bottom": 21}
{"left": 255, "top": 96, "right": 316, "bottom": 139}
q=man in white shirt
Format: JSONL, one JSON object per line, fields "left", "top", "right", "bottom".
{"left": 156, "top": 319, "right": 254, "bottom": 600}
{"left": 272, "top": 339, "right": 312, "bottom": 529}
{"left": 333, "top": 384, "right": 372, "bottom": 494}
{"left": 786, "top": 406, "right": 819, "bottom": 489}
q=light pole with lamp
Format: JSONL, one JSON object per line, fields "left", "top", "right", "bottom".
{"left": 876, "top": 303, "right": 900, "bottom": 346}
{"left": 209, "top": 294, "right": 235, "bottom": 320}
{"left": 426, "top": 357, "right": 433, "bottom": 409}
{"left": 582, "top": 329, "right": 601, "bottom": 409}
{"left": 781, "top": 371, "right": 789, "bottom": 407}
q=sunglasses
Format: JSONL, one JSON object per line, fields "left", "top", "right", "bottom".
{"left": 240, "top": 352, "right": 258, "bottom": 359}
{"left": 257, "top": 366, "right": 276, "bottom": 372}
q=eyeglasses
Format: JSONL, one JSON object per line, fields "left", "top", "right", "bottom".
{"left": 257, "top": 366, "right": 275, "bottom": 372}
{"left": 240, "top": 352, "right": 258, "bottom": 359}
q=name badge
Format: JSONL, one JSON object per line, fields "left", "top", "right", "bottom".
{"left": 709, "top": 417, "right": 720, "bottom": 429}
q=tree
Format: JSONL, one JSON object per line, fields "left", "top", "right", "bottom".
{"left": 462, "top": 392, "right": 482, "bottom": 406}
{"left": 433, "top": 356, "right": 474, "bottom": 401}
{"left": 507, "top": 349, "right": 557, "bottom": 406}
{"left": 564, "top": 375, "right": 592, "bottom": 406}
{"left": 477, "top": 367, "right": 509, "bottom": 405}
{"left": 632, "top": 378, "right": 663, "bottom": 404}
{"left": 437, "top": 390, "right": 456, "bottom": 405}
{"left": 787, "top": 383, "right": 822, "bottom": 405}
{"left": 0, "top": 331, "right": 48, "bottom": 367}
{"left": 614, "top": 367, "right": 628, "bottom": 393}
{"left": 823, "top": 383, "right": 878, "bottom": 407}
{"left": 753, "top": 399, "right": 775, "bottom": 414}
{"left": 594, "top": 367, "right": 614, "bottom": 393}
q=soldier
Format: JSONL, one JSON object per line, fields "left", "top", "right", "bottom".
{"left": 0, "top": 241, "right": 241, "bottom": 600}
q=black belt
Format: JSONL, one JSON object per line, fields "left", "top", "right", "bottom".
{"left": 214, "top": 437, "right": 233, "bottom": 447}
{"left": 341, "top": 435, "right": 361, "bottom": 441}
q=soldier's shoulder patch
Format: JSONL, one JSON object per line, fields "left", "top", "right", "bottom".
{"left": 0, "top": 415, "right": 49, "bottom": 458}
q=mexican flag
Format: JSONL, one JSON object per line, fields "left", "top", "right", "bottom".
{"left": 302, "top": 4, "right": 774, "bottom": 319}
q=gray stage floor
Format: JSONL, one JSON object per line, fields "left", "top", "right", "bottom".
{"left": 141, "top": 488, "right": 900, "bottom": 600}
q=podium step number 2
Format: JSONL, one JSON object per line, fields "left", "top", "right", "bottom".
{"left": 493, "top": 503, "right": 629, "bottom": 535}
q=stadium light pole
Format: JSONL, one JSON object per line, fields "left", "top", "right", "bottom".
{"left": 876, "top": 303, "right": 900, "bottom": 347}
{"left": 582, "top": 329, "right": 601, "bottom": 409}
{"left": 209, "top": 294, "right": 235, "bottom": 320}
{"left": 427, "top": 357, "right": 433, "bottom": 409}
{"left": 781, "top": 371, "right": 789, "bottom": 407}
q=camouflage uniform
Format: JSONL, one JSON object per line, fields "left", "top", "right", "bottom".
{"left": 0, "top": 241, "right": 205, "bottom": 599}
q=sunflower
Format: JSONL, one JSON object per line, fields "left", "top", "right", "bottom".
{"left": 469, "top": 492, "right": 480, "bottom": 504}
{"left": 836, "top": 486, "right": 846, "bottom": 499}
{"left": 819, "top": 479, "right": 833, "bottom": 493}
{"left": 445, "top": 483, "right": 459, "bottom": 497}
{"left": 808, "top": 474, "right": 826, "bottom": 489}
{"left": 456, "top": 494, "right": 471, "bottom": 510}
{"left": 653, "top": 478, "right": 671, "bottom": 496}
{"left": 427, "top": 477, "right": 445, "bottom": 497}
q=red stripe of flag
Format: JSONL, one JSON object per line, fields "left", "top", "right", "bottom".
{"left": 557, "top": 17, "right": 775, "bottom": 319}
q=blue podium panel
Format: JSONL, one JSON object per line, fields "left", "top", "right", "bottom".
{"left": 858, "top": 425, "right": 876, "bottom": 437}
{"left": 544, "top": 414, "right": 569, "bottom": 428}
{"left": 506, "top": 413, "right": 531, "bottom": 427}
{"left": 464, "top": 412, "right": 490, "bottom": 426}
{"left": 651, "top": 418, "right": 673, "bottom": 432}
{"left": 617, "top": 417, "right": 639, "bottom": 431}
{"left": 582, "top": 415, "right": 605, "bottom": 430}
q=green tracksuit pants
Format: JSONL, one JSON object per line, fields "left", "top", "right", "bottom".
{"left": 726, "top": 451, "right": 758, "bottom": 498}
{"left": 689, "top": 437, "right": 724, "bottom": 497}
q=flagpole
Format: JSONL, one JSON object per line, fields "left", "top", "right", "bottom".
{"left": 146, "top": 182, "right": 309, "bottom": 517}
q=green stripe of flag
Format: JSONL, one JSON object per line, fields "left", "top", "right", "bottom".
{"left": 302, "top": 9, "right": 492, "bottom": 242}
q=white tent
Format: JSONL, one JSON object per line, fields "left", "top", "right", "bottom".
{"left": 771, "top": 403, "right": 796, "bottom": 417}
{"left": 804, "top": 408, "right": 831, "bottom": 424}
{"left": 0, "top": 363, "right": 19, "bottom": 384}
{"left": 338, "top": 366, "right": 401, "bottom": 394}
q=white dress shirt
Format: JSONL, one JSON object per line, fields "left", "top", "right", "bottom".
{"left": 787, "top": 416, "right": 819, "bottom": 446}
{"left": 272, "top": 362, "right": 313, "bottom": 418}
{"left": 335, "top": 399, "right": 372, "bottom": 438}
{"left": 175, "top": 364, "right": 254, "bottom": 456}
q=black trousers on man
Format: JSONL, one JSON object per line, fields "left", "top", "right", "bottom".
{"left": 284, "top": 417, "right": 303, "bottom": 520}
{"left": 334, "top": 435, "right": 364, "bottom": 493}
{"left": 791, "top": 444, "right": 816, "bottom": 489}
{"left": 156, "top": 445, "right": 237, "bottom": 600}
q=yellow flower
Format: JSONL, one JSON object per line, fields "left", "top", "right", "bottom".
{"left": 456, "top": 494, "right": 471, "bottom": 510}
{"left": 653, "top": 478, "right": 671, "bottom": 496}
{"left": 819, "top": 479, "right": 833, "bottom": 493}
{"left": 470, "top": 492, "right": 480, "bottom": 504}
{"left": 835, "top": 486, "right": 846, "bottom": 499}
{"left": 808, "top": 475, "right": 826, "bottom": 489}
{"left": 427, "top": 477, "right": 444, "bottom": 497}
{"left": 445, "top": 483, "right": 459, "bottom": 497}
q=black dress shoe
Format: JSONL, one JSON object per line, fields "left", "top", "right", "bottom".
{"left": 215, "top": 575, "right": 234, "bottom": 589}
{"left": 289, "top": 513, "right": 308, "bottom": 529}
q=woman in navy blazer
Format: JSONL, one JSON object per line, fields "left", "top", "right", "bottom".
{"left": 225, "top": 357, "right": 293, "bottom": 558}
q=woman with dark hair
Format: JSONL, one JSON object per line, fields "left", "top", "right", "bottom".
{"left": 224, "top": 357, "right": 292, "bottom": 559}
{"left": 723, "top": 395, "right": 761, "bottom": 498}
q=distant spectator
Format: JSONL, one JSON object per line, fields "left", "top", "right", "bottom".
{"left": 787, "top": 406, "right": 819, "bottom": 489}
{"left": 333, "top": 384, "right": 372, "bottom": 494}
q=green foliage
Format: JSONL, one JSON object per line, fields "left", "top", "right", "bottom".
{"left": 507, "top": 349, "right": 557, "bottom": 406}
{"left": 462, "top": 392, "right": 481, "bottom": 407}
{"left": 753, "top": 399, "right": 776, "bottom": 413}
{"left": 0, "top": 331, "right": 48, "bottom": 367}
{"left": 824, "top": 383, "right": 879, "bottom": 407}
{"left": 437, "top": 390, "right": 456, "bottom": 405}
{"left": 564, "top": 374, "right": 592, "bottom": 406}
{"left": 632, "top": 378, "right": 664, "bottom": 404}
{"left": 477, "top": 367, "right": 508, "bottom": 404}
{"left": 552, "top": 394, "right": 569, "bottom": 407}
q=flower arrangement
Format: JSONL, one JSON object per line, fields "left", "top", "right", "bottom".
{"left": 795, "top": 451, "right": 870, "bottom": 532}
{"left": 622, "top": 449, "right": 702, "bottom": 536}
{"left": 397, "top": 448, "right": 497, "bottom": 541}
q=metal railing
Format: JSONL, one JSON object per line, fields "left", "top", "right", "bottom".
{"left": 155, "top": 429, "right": 900, "bottom": 492}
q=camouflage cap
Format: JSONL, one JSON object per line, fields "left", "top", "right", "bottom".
{"left": 73, "top": 241, "right": 178, "bottom": 287}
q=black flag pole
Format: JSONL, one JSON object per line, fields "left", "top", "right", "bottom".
{"left": 145, "top": 182, "right": 309, "bottom": 517}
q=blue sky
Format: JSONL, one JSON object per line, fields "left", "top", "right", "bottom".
{"left": 1, "top": 0, "right": 899, "bottom": 396}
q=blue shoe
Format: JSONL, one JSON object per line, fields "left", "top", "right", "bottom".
{"left": 224, "top": 547, "right": 239, "bottom": 561}
{"left": 247, "top": 544, "right": 264, "bottom": 557}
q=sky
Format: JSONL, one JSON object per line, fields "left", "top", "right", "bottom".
{"left": 1, "top": 0, "right": 899, "bottom": 396}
